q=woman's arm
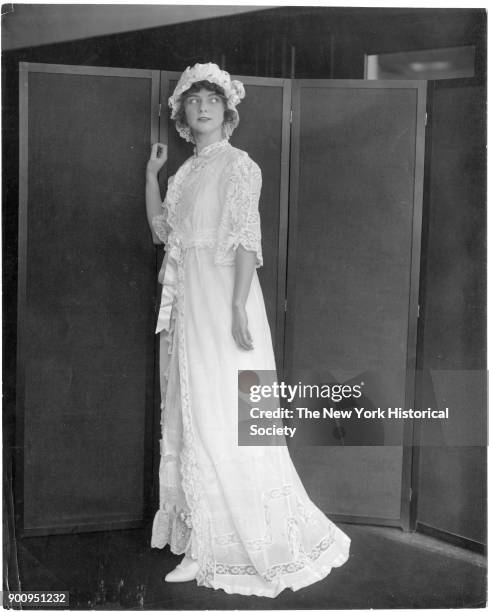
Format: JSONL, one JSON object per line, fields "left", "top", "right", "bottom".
{"left": 146, "top": 143, "right": 168, "bottom": 245}
{"left": 232, "top": 245, "right": 257, "bottom": 350}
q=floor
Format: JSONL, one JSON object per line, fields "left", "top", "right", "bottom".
{"left": 14, "top": 523, "right": 486, "bottom": 610}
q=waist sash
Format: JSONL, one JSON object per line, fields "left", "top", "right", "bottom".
{"left": 155, "top": 240, "right": 182, "bottom": 335}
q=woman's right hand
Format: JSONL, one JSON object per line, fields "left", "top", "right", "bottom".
{"left": 146, "top": 143, "right": 168, "bottom": 177}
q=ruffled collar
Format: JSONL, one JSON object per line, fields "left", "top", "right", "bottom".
{"left": 193, "top": 138, "right": 229, "bottom": 159}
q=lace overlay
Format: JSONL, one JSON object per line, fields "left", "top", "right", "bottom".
{"left": 150, "top": 141, "right": 263, "bottom": 268}
{"left": 151, "top": 300, "right": 192, "bottom": 553}
{"left": 175, "top": 248, "right": 216, "bottom": 586}
{"left": 215, "top": 151, "right": 263, "bottom": 268}
{"left": 151, "top": 197, "right": 171, "bottom": 243}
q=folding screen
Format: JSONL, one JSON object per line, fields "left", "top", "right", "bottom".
{"left": 17, "top": 65, "right": 425, "bottom": 534}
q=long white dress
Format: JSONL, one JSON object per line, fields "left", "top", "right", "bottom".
{"left": 150, "top": 138, "right": 350, "bottom": 597}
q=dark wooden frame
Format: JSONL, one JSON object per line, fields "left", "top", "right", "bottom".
{"left": 286, "top": 79, "right": 427, "bottom": 530}
{"left": 17, "top": 62, "right": 161, "bottom": 536}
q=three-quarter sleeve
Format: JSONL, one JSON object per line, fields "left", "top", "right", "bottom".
{"left": 215, "top": 152, "right": 263, "bottom": 268}
{"left": 151, "top": 176, "right": 174, "bottom": 243}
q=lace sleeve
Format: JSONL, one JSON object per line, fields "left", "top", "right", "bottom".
{"left": 216, "top": 153, "right": 263, "bottom": 268}
{"left": 151, "top": 176, "right": 174, "bottom": 243}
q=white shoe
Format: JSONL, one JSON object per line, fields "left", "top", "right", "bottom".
{"left": 164, "top": 556, "right": 199, "bottom": 582}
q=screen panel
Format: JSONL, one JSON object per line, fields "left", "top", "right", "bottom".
{"left": 286, "top": 80, "right": 426, "bottom": 524}
{"left": 18, "top": 64, "right": 160, "bottom": 533}
{"left": 416, "top": 82, "right": 486, "bottom": 544}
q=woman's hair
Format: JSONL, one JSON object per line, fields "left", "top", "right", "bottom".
{"left": 173, "top": 80, "right": 238, "bottom": 137}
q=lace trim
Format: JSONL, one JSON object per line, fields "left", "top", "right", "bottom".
{"left": 213, "top": 532, "right": 272, "bottom": 552}
{"left": 193, "top": 138, "right": 229, "bottom": 158}
{"left": 215, "top": 151, "right": 263, "bottom": 268}
{"left": 151, "top": 303, "right": 192, "bottom": 553}
{"left": 151, "top": 207, "right": 170, "bottom": 243}
{"left": 214, "top": 531, "right": 339, "bottom": 582}
{"left": 212, "top": 484, "right": 322, "bottom": 557}
{"left": 266, "top": 483, "right": 293, "bottom": 499}
{"left": 151, "top": 234, "right": 215, "bottom": 583}
{"left": 162, "top": 148, "right": 263, "bottom": 268}
{"left": 213, "top": 484, "right": 294, "bottom": 551}
{"left": 175, "top": 247, "right": 216, "bottom": 588}
{"left": 151, "top": 503, "right": 192, "bottom": 554}
{"left": 214, "top": 533, "right": 239, "bottom": 546}
{"left": 168, "top": 229, "right": 218, "bottom": 250}
{"left": 151, "top": 168, "right": 181, "bottom": 244}
{"left": 297, "top": 496, "right": 317, "bottom": 524}
{"left": 216, "top": 563, "right": 257, "bottom": 576}
{"left": 164, "top": 162, "right": 193, "bottom": 234}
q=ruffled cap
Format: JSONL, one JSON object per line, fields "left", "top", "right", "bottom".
{"left": 168, "top": 62, "right": 245, "bottom": 119}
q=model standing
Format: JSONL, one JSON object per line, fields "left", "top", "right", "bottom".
{"left": 145, "top": 62, "right": 350, "bottom": 597}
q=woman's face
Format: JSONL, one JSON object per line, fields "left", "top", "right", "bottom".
{"left": 183, "top": 88, "right": 226, "bottom": 140}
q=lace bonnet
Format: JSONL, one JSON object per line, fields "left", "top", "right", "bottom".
{"left": 168, "top": 62, "right": 246, "bottom": 143}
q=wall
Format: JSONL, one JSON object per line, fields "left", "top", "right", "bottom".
{"left": 2, "top": 5, "right": 263, "bottom": 51}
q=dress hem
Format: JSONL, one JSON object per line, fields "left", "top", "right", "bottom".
{"left": 151, "top": 528, "right": 351, "bottom": 599}
{"left": 195, "top": 540, "right": 351, "bottom": 598}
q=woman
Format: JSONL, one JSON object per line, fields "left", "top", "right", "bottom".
{"left": 146, "top": 62, "right": 350, "bottom": 597}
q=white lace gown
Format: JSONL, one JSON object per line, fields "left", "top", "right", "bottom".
{"left": 150, "top": 138, "right": 350, "bottom": 597}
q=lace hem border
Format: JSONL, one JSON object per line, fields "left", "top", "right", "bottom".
{"left": 196, "top": 528, "right": 351, "bottom": 598}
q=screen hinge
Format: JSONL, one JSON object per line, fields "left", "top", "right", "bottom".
{"left": 409, "top": 487, "right": 413, "bottom": 501}
{"left": 425, "top": 112, "right": 428, "bottom": 126}
{"left": 417, "top": 304, "right": 420, "bottom": 318}
{"left": 159, "top": 103, "right": 162, "bottom": 117}
{"left": 289, "top": 109, "right": 293, "bottom": 124}
{"left": 284, "top": 298, "right": 287, "bottom": 312}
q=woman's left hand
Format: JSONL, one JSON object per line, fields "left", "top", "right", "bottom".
{"left": 232, "top": 304, "right": 254, "bottom": 350}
